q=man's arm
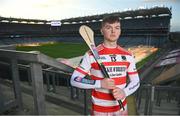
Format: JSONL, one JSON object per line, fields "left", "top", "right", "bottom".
{"left": 70, "top": 52, "right": 116, "bottom": 89}
{"left": 71, "top": 70, "right": 101, "bottom": 89}
{"left": 70, "top": 52, "right": 102, "bottom": 89}
{"left": 123, "top": 73, "right": 140, "bottom": 97}
{"left": 123, "top": 55, "right": 140, "bottom": 96}
{"left": 112, "top": 73, "right": 139, "bottom": 100}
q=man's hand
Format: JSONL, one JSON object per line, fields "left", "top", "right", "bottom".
{"left": 112, "top": 87, "right": 126, "bottom": 100}
{"left": 101, "top": 78, "right": 115, "bottom": 89}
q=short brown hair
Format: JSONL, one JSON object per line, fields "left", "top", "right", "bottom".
{"left": 101, "top": 15, "right": 120, "bottom": 27}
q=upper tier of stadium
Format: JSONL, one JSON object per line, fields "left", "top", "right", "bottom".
{"left": 0, "top": 6, "right": 171, "bottom": 24}
{"left": 0, "top": 6, "right": 172, "bottom": 47}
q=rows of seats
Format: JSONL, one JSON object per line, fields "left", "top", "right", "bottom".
{"left": 0, "top": 35, "right": 167, "bottom": 48}
{"left": 0, "top": 16, "right": 170, "bottom": 37}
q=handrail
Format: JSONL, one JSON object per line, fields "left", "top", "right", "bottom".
{"left": 0, "top": 48, "right": 75, "bottom": 114}
{"left": 0, "top": 49, "right": 74, "bottom": 73}
{"left": 136, "top": 84, "right": 180, "bottom": 115}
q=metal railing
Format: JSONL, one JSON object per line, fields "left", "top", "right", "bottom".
{"left": 136, "top": 84, "right": 180, "bottom": 115}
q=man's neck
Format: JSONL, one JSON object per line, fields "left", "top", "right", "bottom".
{"left": 103, "top": 41, "right": 117, "bottom": 48}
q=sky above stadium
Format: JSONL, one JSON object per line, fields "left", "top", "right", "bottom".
{"left": 0, "top": 0, "right": 179, "bottom": 31}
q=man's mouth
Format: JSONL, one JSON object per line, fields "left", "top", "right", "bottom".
{"left": 110, "top": 35, "right": 116, "bottom": 37}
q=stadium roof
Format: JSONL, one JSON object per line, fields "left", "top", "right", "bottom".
{"left": 61, "top": 7, "right": 172, "bottom": 23}
{"left": 0, "top": 6, "right": 171, "bottom": 24}
{"left": 0, "top": 16, "right": 48, "bottom": 24}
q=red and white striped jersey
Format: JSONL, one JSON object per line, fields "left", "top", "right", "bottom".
{"left": 71, "top": 44, "right": 140, "bottom": 112}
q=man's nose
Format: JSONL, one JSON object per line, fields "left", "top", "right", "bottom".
{"left": 111, "top": 28, "right": 115, "bottom": 33}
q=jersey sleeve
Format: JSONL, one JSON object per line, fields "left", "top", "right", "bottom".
{"left": 123, "top": 55, "right": 140, "bottom": 96}
{"left": 70, "top": 52, "right": 101, "bottom": 89}
{"left": 127, "top": 55, "right": 138, "bottom": 74}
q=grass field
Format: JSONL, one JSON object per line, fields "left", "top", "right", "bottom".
{"left": 16, "top": 42, "right": 89, "bottom": 58}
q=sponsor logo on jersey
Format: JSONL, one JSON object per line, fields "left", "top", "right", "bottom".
{"left": 74, "top": 76, "right": 95, "bottom": 85}
{"left": 100, "top": 56, "right": 106, "bottom": 60}
{"left": 74, "top": 76, "right": 82, "bottom": 82}
{"left": 105, "top": 66, "right": 126, "bottom": 77}
{"left": 109, "top": 73, "right": 122, "bottom": 77}
{"left": 106, "top": 66, "right": 126, "bottom": 73}
{"left": 129, "top": 82, "right": 139, "bottom": 90}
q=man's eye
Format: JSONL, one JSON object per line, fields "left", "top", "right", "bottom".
{"left": 116, "top": 27, "right": 120, "bottom": 29}
{"left": 105, "top": 27, "right": 111, "bottom": 29}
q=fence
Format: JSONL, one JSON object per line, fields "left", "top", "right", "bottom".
{"left": 136, "top": 84, "right": 180, "bottom": 115}
{"left": 0, "top": 48, "right": 74, "bottom": 114}
{"left": 0, "top": 48, "right": 179, "bottom": 115}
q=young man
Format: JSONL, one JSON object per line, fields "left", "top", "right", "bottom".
{"left": 71, "top": 15, "right": 140, "bottom": 115}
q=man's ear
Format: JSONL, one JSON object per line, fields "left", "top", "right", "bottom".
{"left": 101, "top": 29, "right": 103, "bottom": 35}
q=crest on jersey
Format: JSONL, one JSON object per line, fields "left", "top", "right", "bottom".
{"left": 121, "top": 56, "right": 127, "bottom": 61}
{"left": 110, "top": 54, "right": 117, "bottom": 62}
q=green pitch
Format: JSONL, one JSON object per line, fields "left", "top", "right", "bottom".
{"left": 16, "top": 42, "right": 89, "bottom": 58}
{"left": 16, "top": 42, "right": 157, "bottom": 69}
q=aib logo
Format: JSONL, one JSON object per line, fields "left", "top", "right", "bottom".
{"left": 110, "top": 54, "right": 117, "bottom": 62}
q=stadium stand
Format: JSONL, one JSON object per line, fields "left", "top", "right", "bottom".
{"left": 1, "top": 6, "right": 180, "bottom": 115}
{"left": 0, "top": 7, "right": 171, "bottom": 47}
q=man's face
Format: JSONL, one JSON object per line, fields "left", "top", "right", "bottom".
{"left": 101, "top": 22, "right": 121, "bottom": 42}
